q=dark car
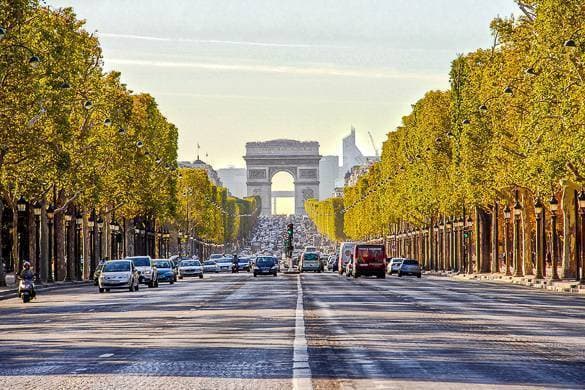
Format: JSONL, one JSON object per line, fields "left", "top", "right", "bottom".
{"left": 253, "top": 256, "right": 278, "bottom": 277}
{"left": 238, "top": 257, "right": 250, "bottom": 271}
{"left": 153, "top": 259, "right": 176, "bottom": 284}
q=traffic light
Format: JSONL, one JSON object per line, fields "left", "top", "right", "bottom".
{"left": 286, "top": 223, "right": 294, "bottom": 257}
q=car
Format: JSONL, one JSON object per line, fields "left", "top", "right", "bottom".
{"left": 300, "top": 252, "right": 322, "bottom": 273}
{"left": 216, "top": 258, "right": 233, "bottom": 272}
{"left": 178, "top": 259, "right": 204, "bottom": 279}
{"left": 127, "top": 256, "right": 159, "bottom": 287}
{"left": 93, "top": 261, "right": 106, "bottom": 286}
{"left": 253, "top": 256, "right": 278, "bottom": 277}
{"left": 209, "top": 254, "right": 223, "bottom": 261}
{"left": 98, "top": 259, "right": 139, "bottom": 293}
{"left": 153, "top": 259, "right": 176, "bottom": 283}
{"left": 304, "top": 246, "right": 318, "bottom": 253}
{"left": 203, "top": 260, "right": 220, "bottom": 273}
{"left": 327, "top": 256, "right": 338, "bottom": 272}
{"left": 387, "top": 258, "right": 406, "bottom": 275}
{"left": 348, "top": 244, "right": 386, "bottom": 279}
{"left": 398, "top": 259, "right": 422, "bottom": 278}
{"left": 237, "top": 257, "right": 250, "bottom": 271}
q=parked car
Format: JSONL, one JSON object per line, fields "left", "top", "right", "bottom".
{"left": 387, "top": 258, "right": 406, "bottom": 275}
{"left": 348, "top": 244, "right": 386, "bottom": 279}
{"left": 98, "top": 259, "right": 140, "bottom": 293}
{"left": 203, "top": 260, "right": 220, "bottom": 273}
{"left": 153, "top": 259, "right": 176, "bottom": 284}
{"left": 253, "top": 256, "right": 278, "bottom": 277}
{"left": 216, "top": 258, "right": 233, "bottom": 272}
{"left": 178, "top": 259, "right": 203, "bottom": 279}
{"left": 93, "top": 261, "right": 106, "bottom": 286}
{"left": 127, "top": 256, "right": 159, "bottom": 287}
{"left": 300, "top": 252, "right": 322, "bottom": 273}
{"left": 398, "top": 259, "right": 422, "bottom": 278}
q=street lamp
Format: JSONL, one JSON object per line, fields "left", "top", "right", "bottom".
{"left": 513, "top": 196, "right": 523, "bottom": 277}
{"left": 75, "top": 212, "right": 83, "bottom": 280}
{"left": 534, "top": 198, "right": 544, "bottom": 279}
{"left": 88, "top": 213, "right": 96, "bottom": 278}
{"left": 33, "top": 202, "right": 42, "bottom": 283}
{"left": 64, "top": 210, "right": 73, "bottom": 281}
{"left": 97, "top": 217, "right": 104, "bottom": 261}
{"left": 578, "top": 190, "right": 585, "bottom": 282}
{"left": 503, "top": 205, "right": 512, "bottom": 276}
{"left": 16, "top": 196, "right": 28, "bottom": 272}
{"left": 28, "top": 55, "right": 40, "bottom": 68}
{"left": 47, "top": 205, "right": 55, "bottom": 282}
{"left": 549, "top": 196, "right": 560, "bottom": 281}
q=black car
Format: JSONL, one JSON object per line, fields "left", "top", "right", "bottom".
{"left": 253, "top": 256, "right": 278, "bottom": 277}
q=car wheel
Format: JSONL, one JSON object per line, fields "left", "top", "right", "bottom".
{"left": 273, "top": 272, "right": 277, "bottom": 277}
{"left": 106, "top": 289, "right": 110, "bottom": 292}
{"left": 135, "top": 283, "right": 139, "bottom": 291}
{"left": 398, "top": 272, "right": 402, "bottom": 277}
{"left": 417, "top": 273, "right": 422, "bottom": 278}
{"left": 379, "top": 272, "right": 386, "bottom": 279}
{"left": 99, "top": 288, "right": 104, "bottom": 293}
{"left": 253, "top": 273, "right": 257, "bottom": 277}
{"left": 170, "top": 280, "right": 174, "bottom": 285}
{"left": 178, "top": 276, "right": 183, "bottom": 280}
{"left": 199, "top": 274, "right": 203, "bottom": 279}
{"left": 155, "top": 279, "right": 159, "bottom": 287}
{"left": 148, "top": 281, "right": 153, "bottom": 288}
{"left": 129, "top": 284, "right": 134, "bottom": 292}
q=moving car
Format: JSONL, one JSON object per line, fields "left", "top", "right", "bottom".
{"left": 98, "top": 259, "right": 140, "bottom": 293}
{"left": 253, "top": 256, "right": 278, "bottom": 277}
{"left": 338, "top": 242, "right": 357, "bottom": 275}
{"left": 398, "top": 259, "right": 422, "bottom": 278}
{"left": 203, "top": 260, "right": 220, "bottom": 273}
{"left": 237, "top": 257, "right": 250, "bottom": 271}
{"left": 178, "top": 259, "right": 203, "bottom": 279}
{"left": 300, "top": 252, "right": 322, "bottom": 273}
{"left": 127, "top": 256, "right": 159, "bottom": 287}
{"left": 153, "top": 259, "right": 176, "bottom": 284}
{"left": 387, "top": 258, "right": 406, "bottom": 275}
{"left": 348, "top": 244, "right": 386, "bottom": 279}
{"left": 216, "top": 258, "right": 233, "bottom": 272}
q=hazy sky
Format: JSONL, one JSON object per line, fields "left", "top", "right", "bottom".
{"left": 49, "top": 0, "right": 518, "bottom": 169}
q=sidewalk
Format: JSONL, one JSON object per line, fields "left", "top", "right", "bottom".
{"left": 425, "top": 270, "right": 585, "bottom": 295}
{"left": 0, "top": 279, "right": 91, "bottom": 301}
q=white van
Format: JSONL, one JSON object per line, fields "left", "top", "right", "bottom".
{"left": 338, "top": 242, "right": 357, "bottom": 275}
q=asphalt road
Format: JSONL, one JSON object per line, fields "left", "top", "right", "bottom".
{"left": 1, "top": 272, "right": 584, "bottom": 389}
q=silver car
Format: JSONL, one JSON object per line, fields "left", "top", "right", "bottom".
{"left": 127, "top": 256, "right": 159, "bottom": 287}
{"left": 98, "top": 260, "right": 140, "bottom": 293}
{"left": 203, "top": 260, "right": 220, "bottom": 273}
{"left": 398, "top": 259, "right": 422, "bottom": 278}
{"left": 178, "top": 260, "right": 204, "bottom": 279}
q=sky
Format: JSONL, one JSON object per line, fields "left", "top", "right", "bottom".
{"left": 48, "top": 0, "right": 519, "bottom": 171}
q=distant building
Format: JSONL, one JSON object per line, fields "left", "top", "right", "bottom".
{"left": 319, "top": 155, "right": 339, "bottom": 200}
{"left": 341, "top": 126, "right": 378, "bottom": 177}
{"left": 344, "top": 160, "right": 378, "bottom": 187}
{"left": 217, "top": 167, "right": 247, "bottom": 198}
{"left": 334, "top": 187, "right": 345, "bottom": 198}
{"left": 178, "top": 158, "right": 223, "bottom": 187}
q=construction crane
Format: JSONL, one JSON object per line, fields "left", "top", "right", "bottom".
{"left": 368, "top": 131, "right": 379, "bottom": 157}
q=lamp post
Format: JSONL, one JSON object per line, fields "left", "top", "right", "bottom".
{"left": 534, "top": 198, "right": 544, "bottom": 279}
{"left": 513, "top": 196, "right": 523, "bottom": 277}
{"left": 33, "top": 202, "right": 42, "bottom": 282}
{"left": 97, "top": 217, "right": 104, "bottom": 261}
{"left": 578, "top": 190, "right": 585, "bottom": 283}
{"left": 88, "top": 213, "right": 95, "bottom": 278}
{"left": 75, "top": 212, "right": 83, "bottom": 280}
{"left": 549, "top": 196, "right": 560, "bottom": 281}
{"left": 47, "top": 205, "right": 55, "bottom": 282}
{"left": 16, "top": 196, "right": 27, "bottom": 272}
{"left": 64, "top": 211, "right": 72, "bottom": 282}
{"left": 503, "top": 205, "right": 512, "bottom": 276}
{"left": 109, "top": 221, "right": 116, "bottom": 259}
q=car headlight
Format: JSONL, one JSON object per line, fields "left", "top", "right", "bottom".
{"left": 271, "top": 266, "right": 277, "bottom": 270}
{"left": 145, "top": 270, "right": 152, "bottom": 274}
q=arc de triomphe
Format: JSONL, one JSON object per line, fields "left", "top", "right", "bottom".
{"left": 244, "top": 140, "right": 321, "bottom": 215}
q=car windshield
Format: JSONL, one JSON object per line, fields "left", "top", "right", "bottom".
{"left": 303, "top": 253, "right": 319, "bottom": 261}
{"left": 154, "top": 261, "right": 171, "bottom": 268}
{"left": 403, "top": 260, "right": 419, "bottom": 265}
{"left": 256, "top": 257, "right": 275, "bottom": 266}
{"left": 210, "top": 254, "right": 222, "bottom": 259}
{"left": 204, "top": 261, "right": 216, "bottom": 265}
{"left": 103, "top": 261, "right": 131, "bottom": 272}
{"left": 181, "top": 260, "right": 201, "bottom": 267}
{"left": 130, "top": 257, "right": 150, "bottom": 267}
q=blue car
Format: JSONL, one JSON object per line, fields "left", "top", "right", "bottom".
{"left": 153, "top": 259, "right": 177, "bottom": 284}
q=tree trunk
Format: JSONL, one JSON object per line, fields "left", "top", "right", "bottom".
{"left": 561, "top": 181, "right": 578, "bottom": 279}
{"left": 477, "top": 206, "right": 491, "bottom": 273}
{"left": 83, "top": 214, "right": 90, "bottom": 280}
{"left": 491, "top": 202, "right": 499, "bottom": 273}
{"left": 521, "top": 192, "right": 534, "bottom": 276}
{"left": 0, "top": 199, "right": 5, "bottom": 287}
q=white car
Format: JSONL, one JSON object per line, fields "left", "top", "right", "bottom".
{"left": 127, "top": 256, "right": 159, "bottom": 287}
{"left": 387, "top": 258, "right": 406, "bottom": 275}
{"left": 203, "top": 260, "right": 220, "bottom": 273}
{"left": 178, "top": 260, "right": 204, "bottom": 279}
{"left": 98, "top": 260, "right": 140, "bottom": 293}
{"left": 216, "top": 258, "right": 233, "bottom": 272}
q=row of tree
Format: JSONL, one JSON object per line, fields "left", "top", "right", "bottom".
{"left": 307, "top": 0, "right": 585, "bottom": 279}
{"left": 0, "top": 1, "right": 257, "bottom": 283}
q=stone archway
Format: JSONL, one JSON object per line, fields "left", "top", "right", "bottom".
{"left": 244, "top": 140, "right": 321, "bottom": 215}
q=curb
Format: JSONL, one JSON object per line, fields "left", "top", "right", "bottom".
{"left": 0, "top": 281, "right": 92, "bottom": 301}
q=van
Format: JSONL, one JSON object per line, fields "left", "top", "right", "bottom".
{"left": 338, "top": 242, "right": 357, "bottom": 275}
{"left": 300, "top": 252, "right": 322, "bottom": 273}
{"left": 348, "top": 244, "right": 386, "bottom": 279}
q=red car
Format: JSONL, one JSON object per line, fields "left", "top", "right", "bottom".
{"left": 348, "top": 244, "right": 386, "bottom": 279}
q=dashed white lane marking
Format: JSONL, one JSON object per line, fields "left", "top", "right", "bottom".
{"left": 99, "top": 353, "right": 114, "bottom": 358}
{"left": 293, "top": 276, "right": 313, "bottom": 390}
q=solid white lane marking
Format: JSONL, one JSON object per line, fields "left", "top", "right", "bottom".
{"left": 293, "top": 276, "right": 313, "bottom": 390}
{"left": 98, "top": 353, "right": 114, "bottom": 358}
